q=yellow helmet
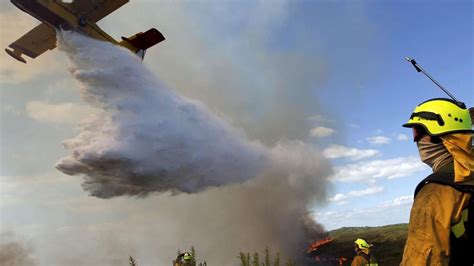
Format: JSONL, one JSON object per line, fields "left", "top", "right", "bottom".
{"left": 403, "top": 98, "right": 473, "bottom": 136}
{"left": 183, "top": 253, "right": 192, "bottom": 261}
{"left": 354, "top": 238, "right": 373, "bottom": 250}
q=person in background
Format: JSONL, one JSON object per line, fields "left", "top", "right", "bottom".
{"left": 174, "top": 252, "right": 196, "bottom": 266}
{"left": 351, "top": 238, "right": 378, "bottom": 266}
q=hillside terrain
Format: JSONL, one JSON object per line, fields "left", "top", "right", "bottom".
{"left": 315, "top": 223, "right": 408, "bottom": 266}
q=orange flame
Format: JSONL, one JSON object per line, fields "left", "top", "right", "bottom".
{"left": 307, "top": 236, "right": 334, "bottom": 253}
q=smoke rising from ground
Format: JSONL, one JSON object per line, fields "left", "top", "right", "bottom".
{"left": 0, "top": 233, "right": 35, "bottom": 266}
{"left": 53, "top": 31, "right": 331, "bottom": 262}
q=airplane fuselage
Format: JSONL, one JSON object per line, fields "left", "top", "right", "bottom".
{"left": 11, "top": 0, "right": 118, "bottom": 44}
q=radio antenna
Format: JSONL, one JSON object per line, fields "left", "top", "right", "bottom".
{"left": 405, "top": 57, "right": 464, "bottom": 107}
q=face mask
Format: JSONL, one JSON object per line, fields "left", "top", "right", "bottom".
{"left": 416, "top": 138, "right": 453, "bottom": 171}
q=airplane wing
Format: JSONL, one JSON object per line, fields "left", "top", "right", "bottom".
{"left": 5, "top": 22, "right": 56, "bottom": 63}
{"left": 71, "top": 0, "right": 129, "bottom": 23}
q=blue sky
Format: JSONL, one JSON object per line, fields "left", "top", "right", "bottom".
{"left": 0, "top": 0, "right": 472, "bottom": 264}
{"left": 306, "top": 1, "right": 473, "bottom": 229}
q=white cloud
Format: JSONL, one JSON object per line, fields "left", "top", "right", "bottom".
{"left": 397, "top": 134, "right": 409, "bottom": 141}
{"left": 347, "top": 186, "right": 384, "bottom": 197}
{"left": 366, "top": 136, "right": 391, "bottom": 145}
{"left": 310, "top": 126, "right": 336, "bottom": 138}
{"left": 323, "top": 144, "right": 379, "bottom": 161}
{"left": 330, "top": 156, "right": 428, "bottom": 182}
{"left": 328, "top": 186, "right": 383, "bottom": 203}
{"left": 328, "top": 193, "right": 347, "bottom": 202}
{"left": 314, "top": 194, "right": 413, "bottom": 230}
{"left": 26, "top": 101, "right": 97, "bottom": 124}
{"left": 379, "top": 195, "right": 413, "bottom": 208}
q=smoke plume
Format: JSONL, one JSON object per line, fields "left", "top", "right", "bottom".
{"left": 54, "top": 31, "right": 331, "bottom": 263}
{"left": 0, "top": 233, "right": 35, "bottom": 266}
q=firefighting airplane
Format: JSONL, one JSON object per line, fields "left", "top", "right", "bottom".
{"left": 5, "top": 0, "right": 165, "bottom": 63}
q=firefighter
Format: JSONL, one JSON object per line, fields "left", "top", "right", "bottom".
{"left": 401, "top": 99, "right": 474, "bottom": 265}
{"left": 174, "top": 252, "right": 196, "bottom": 266}
{"left": 351, "top": 238, "right": 378, "bottom": 266}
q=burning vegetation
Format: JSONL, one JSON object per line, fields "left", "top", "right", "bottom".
{"left": 307, "top": 236, "right": 348, "bottom": 266}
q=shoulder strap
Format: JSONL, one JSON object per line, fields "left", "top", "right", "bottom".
{"left": 360, "top": 253, "right": 371, "bottom": 263}
{"left": 414, "top": 171, "right": 474, "bottom": 197}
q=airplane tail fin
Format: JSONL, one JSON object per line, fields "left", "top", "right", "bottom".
{"left": 119, "top": 28, "right": 165, "bottom": 60}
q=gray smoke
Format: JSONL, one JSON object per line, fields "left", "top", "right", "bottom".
{"left": 0, "top": 233, "right": 35, "bottom": 266}
{"left": 53, "top": 31, "right": 331, "bottom": 263}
